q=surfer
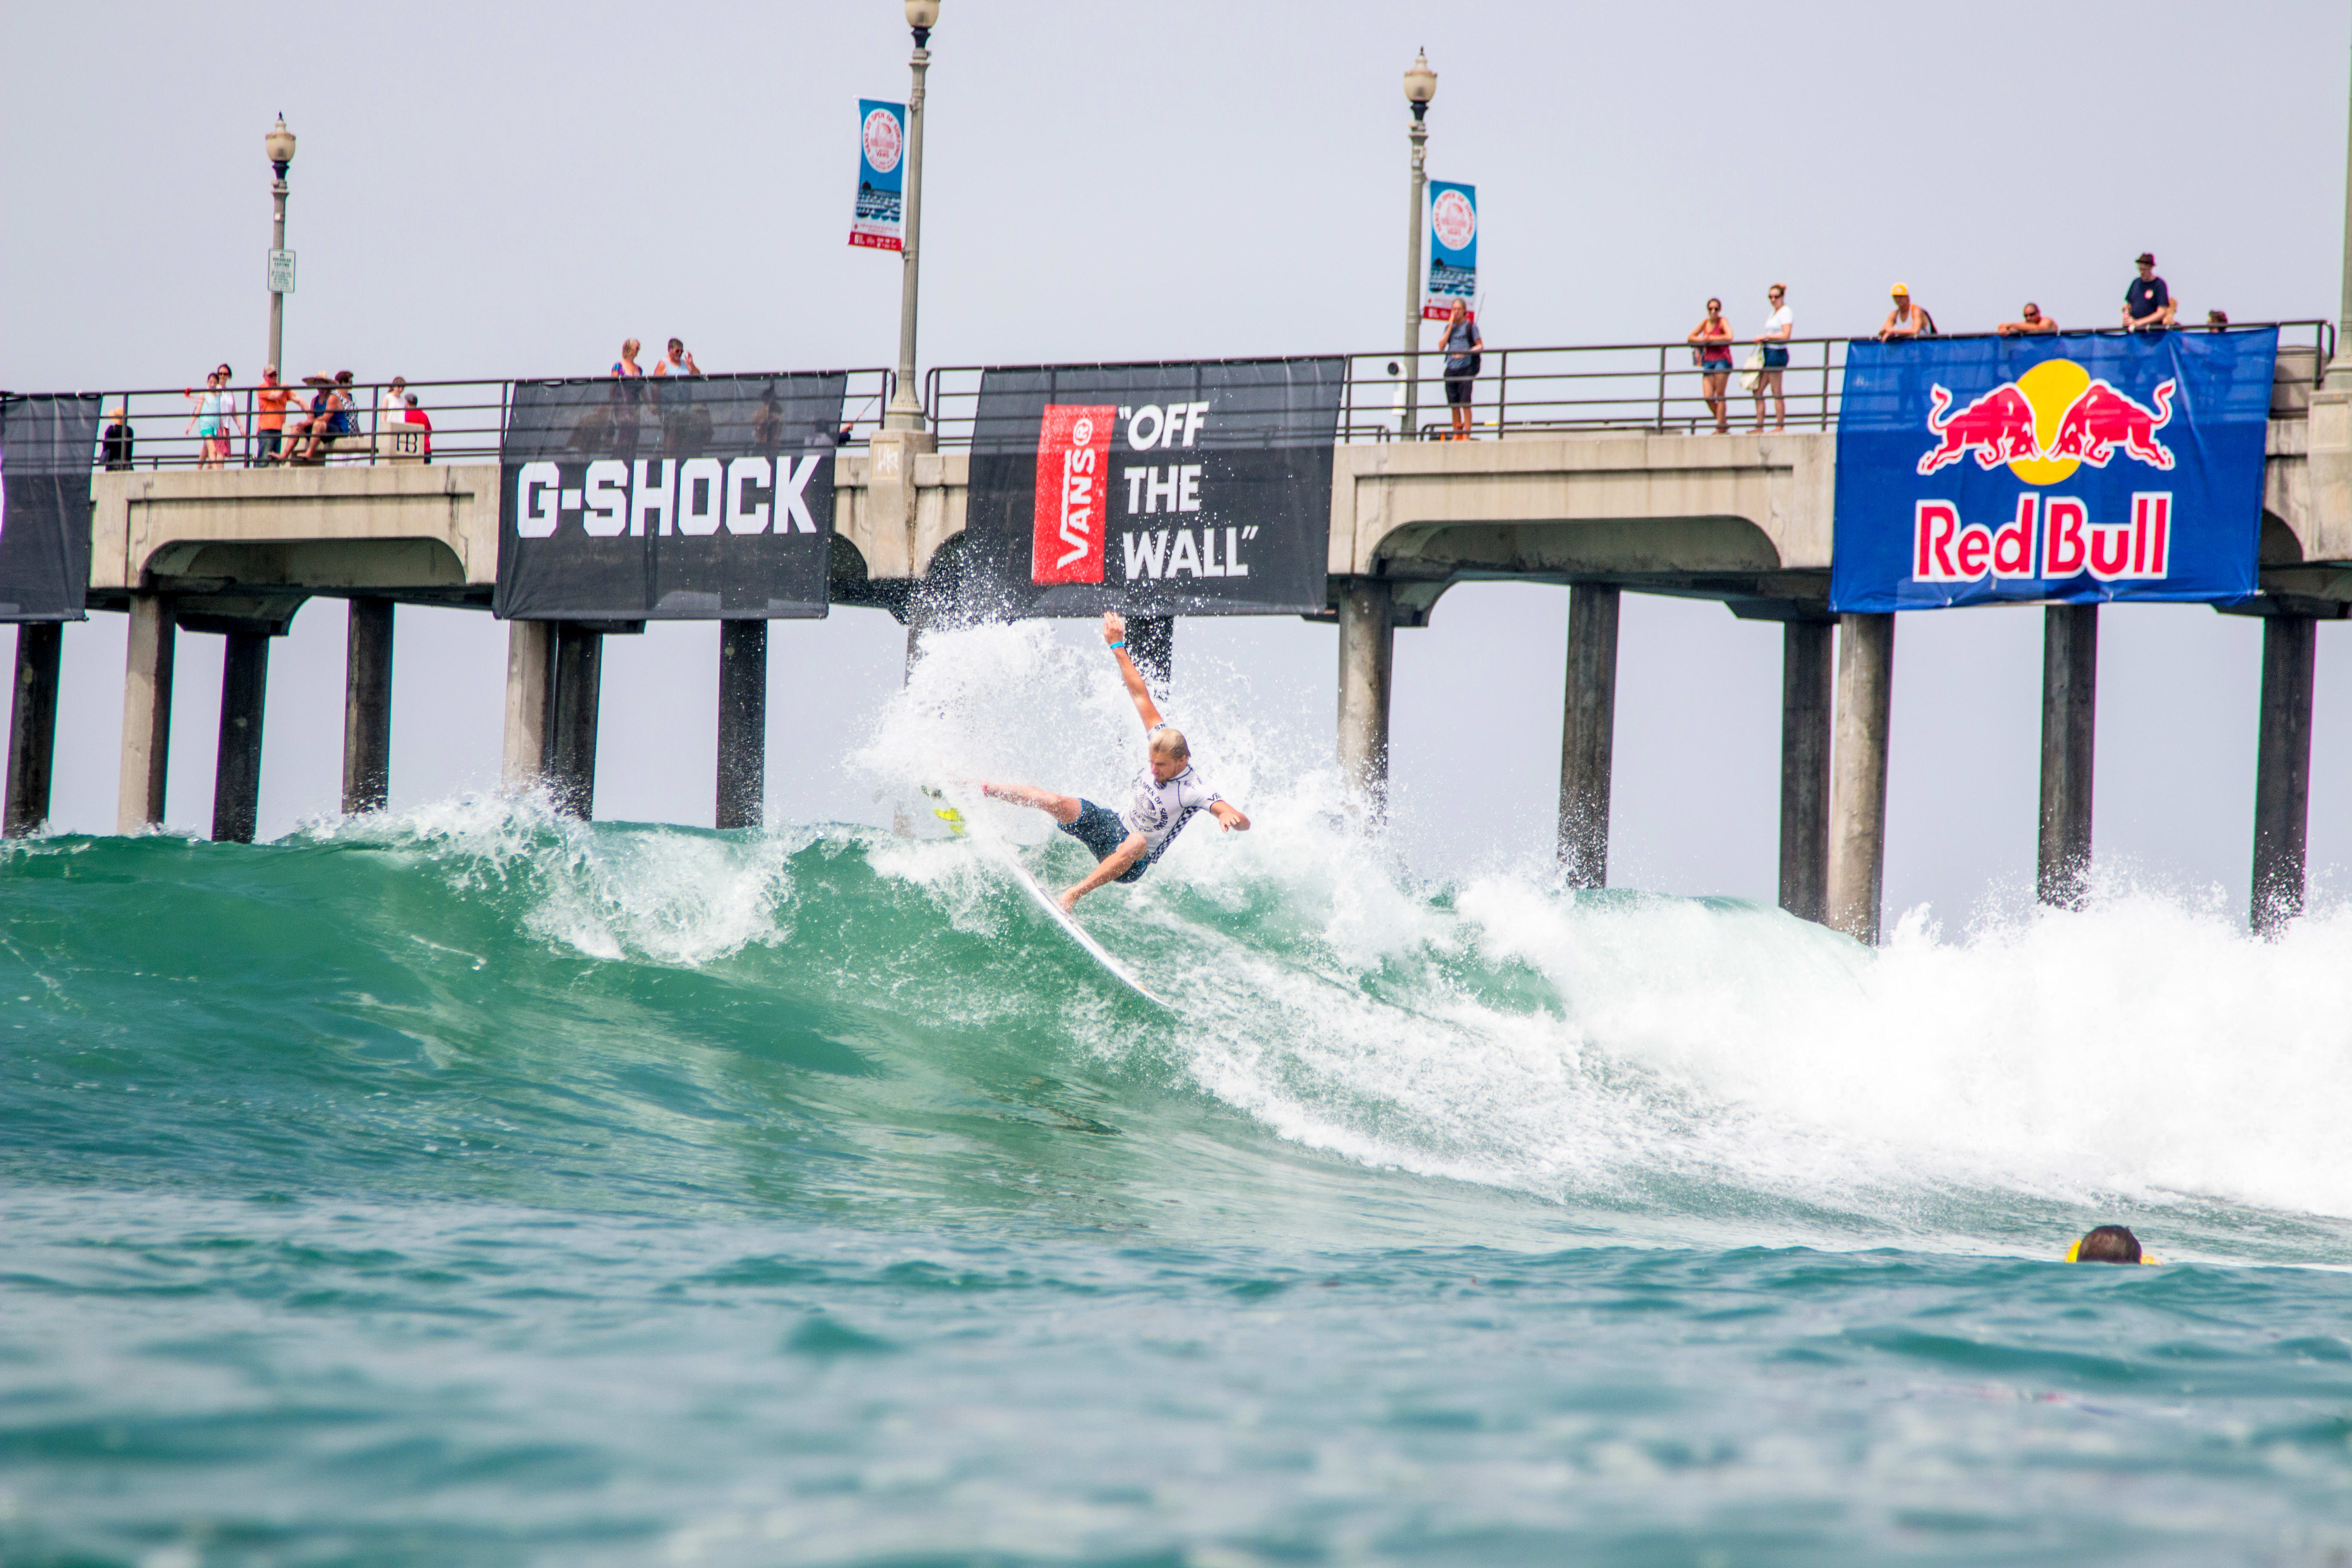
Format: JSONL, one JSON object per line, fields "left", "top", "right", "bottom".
{"left": 974, "top": 612, "right": 1251, "bottom": 912}
{"left": 2066, "top": 1225, "right": 2157, "bottom": 1265}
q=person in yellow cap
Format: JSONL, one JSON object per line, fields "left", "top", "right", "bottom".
{"left": 1878, "top": 283, "right": 1929, "bottom": 341}
{"left": 2065, "top": 1224, "right": 2159, "bottom": 1265}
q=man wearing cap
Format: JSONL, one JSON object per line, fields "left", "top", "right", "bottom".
{"left": 1877, "top": 283, "right": 1929, "bottom": 341}
{"left": 2123, "top": 253, "right": 2174, "bottom": 330}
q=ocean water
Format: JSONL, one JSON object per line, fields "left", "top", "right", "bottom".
{"left": 6, "top": 624, "right": 2352, "bottom": 1567}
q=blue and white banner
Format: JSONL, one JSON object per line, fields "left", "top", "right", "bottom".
{"left": 849, "top": 99, "right": 905, "bottom": 252}
{"left": 1828, "top": 329, "right": 2276, "bottom": 612}
{"left": 1423, "top": 180, "right": 1476, "bottom": 320}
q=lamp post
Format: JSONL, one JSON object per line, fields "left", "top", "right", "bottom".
{"left": 882, "top": 1, "right": 938, "bottom": 431}
{"left": 1401, "top": 52, "right": 1437, "bottom": 440}
{"left": 264, "top": 115, "right": 297, "bottom": 374}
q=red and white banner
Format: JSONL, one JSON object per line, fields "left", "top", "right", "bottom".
{"left": 1029, "top": 404, "right": 1115, "bottom": 586}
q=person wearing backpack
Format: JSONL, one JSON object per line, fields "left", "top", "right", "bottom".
{"left": 1439, "top": 297, "right": 1482, "bottom": 440}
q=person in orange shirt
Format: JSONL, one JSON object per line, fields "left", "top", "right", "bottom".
{"left": 253, "top": 364, "right": 293, "bottom": 466}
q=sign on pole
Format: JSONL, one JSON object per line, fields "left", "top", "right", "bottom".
{"left": 267, "top": 249, "right": 296, "bottom": 294}
{"left": 1828, "top": 329, "right": 2276, "bottom": 611}
{"left": 849, "top": 100, "right": 906, "bottom": 252}
{"left": 1423, "top": 181, "right": 1476, "bottom": 320}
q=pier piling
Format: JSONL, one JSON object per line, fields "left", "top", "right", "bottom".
{"left": 2251, "top": 612, "right": 2317, "bottom": 936}
{"left": 717, "top": 619, "right": 766, "bottom": 830}
{"left": 1335, "top": 578, "right": 1395, "bottom": 821}
{"left": 547, "top": 624, "right": 604, "bottom": 819}
{"left": 501, "top": 621, "right": 554, "bottom": 795}
{"left": 1826, "top": 612, "right": 1894, "bottom": 943}
{"left": 211, "top": 631, "right": 270, "bottom": 843}
{"left": 342, "top": 598, "right": 393, "bottom": 815}
{"left": 2037, "top": 604, "right": 2098, "bottom": 909}
{"left": 116, "top": 595, "right": 176, "bottom": 834}
{"left": 4, "top": 623, "right": 64, "bottom": 838}
{"left": 1777, "top": 619, "right": 1834, "bottom": 922}
{"left": 1557, "top": 583, "right": 1620, "bottom": 888}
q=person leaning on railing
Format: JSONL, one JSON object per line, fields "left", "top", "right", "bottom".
{"left": 1686, "top": 298, "right": 1735, "bottom": 434}
{"left": 1997, "top": 303, "right": 2059, "bottom": 336}
{"left": 101, "top": 406, "right": 135, "bottom": 471}
{"left": 253, "top": 365, "right": 292, "bottom": 465}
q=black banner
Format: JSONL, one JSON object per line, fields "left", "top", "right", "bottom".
{"left": 962, "top": 358, "right": 1343, "bottom": 617}
{"left": 0, "top": 394, "right": 99, "bottom": 622}
{"left": 494, "top": 373, "right": 846, "bottom": 620}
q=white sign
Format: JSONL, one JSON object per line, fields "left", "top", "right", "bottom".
{"left": 268, "top": 249, "right": 296, "bottom": 294}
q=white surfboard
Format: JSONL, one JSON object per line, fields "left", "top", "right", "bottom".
{"left": 921, "top": 787, "right": 1175, "bottom": 1012}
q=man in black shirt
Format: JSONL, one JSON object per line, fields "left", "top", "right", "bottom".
{"left": 2123, "top": 252, "right": 2173, "bottom": 330}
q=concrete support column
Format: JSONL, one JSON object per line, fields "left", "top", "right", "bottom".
{"left": 2252, "top": 613, "right": 2318, "bottom": 937}
{"left": 1777, "top": 619, "right": 1834, "bottom": 922}
{"left": 546, "top": 623, "right": 603, "bottom": 820}
{"left": 717, "top": 619, "right": 766, "bottom": 830}
{"left": 501, "top": 620, "right": 554, "bottom": 793}
{"left": 1335, "top": 577, "right": 1395, "bottom": 819}
{"left": 1557, "top": 583, "right": 1621, "bottom": 888}
{"left": 1826, "top": 612, "right": 1895, "bottom": 944}
{"left": 117, "top": 594, "right": 177, "bottom": 834}
{"left": 211, "top": 631, "right": 270, "bottom": 843}
{"left": 1126, "top": 615, "right": 1174, "bottom": 702}
{"left": 2037, "top": 604, "right": 2099, "bottom": 909}
{"left": 5, "top": 623, "right": 65, "bottom": 838}
{"left": 342, "top": 597, "right": 394, "bottom": 815}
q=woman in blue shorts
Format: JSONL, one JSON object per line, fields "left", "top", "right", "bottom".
{"left": 1753, "top": 283, "right": 1793, "bottom": 432}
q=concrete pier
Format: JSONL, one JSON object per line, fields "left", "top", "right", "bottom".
{"left": 1557, "top": 583, "right": 1620, "bottom": 888}
{"left": 1334, "top": 578, "right": 1394, "bottom": 818}
{"left": 211, "top": 631, "right": 270, "bottom": 843}
{"left": 1777, "top": 619, "right": 1834, "bottom": 922}
{"left": 342, "top": 598, "right": 393, "bottom": 815}
{"left": 2252, "top": 612, "right": 2318, "bottom": 935}
{"left": 501, "top": 621, "right": 553, "bottom": 794}
{"left": 2036, "top": 605, "right": 2099, "bottom": 909}
{"left": 116, "top": 594, "right": 176, "bottom": 833}
{"left": 547, "top": 624, "right": 603, "bottom": 819}
{"left": 1826, "top": 613, "right": 1895, "bottom": 943}
{"left": 716, "top": 619, "right": 766, "bottom": 830}
{"left": 4, "top": 623, "right": 64, "bottom": 837}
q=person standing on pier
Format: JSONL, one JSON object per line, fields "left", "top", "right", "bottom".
{"left": 1752, "top": 284, "right": 1792, "bottom": 432}
{"left": 972, "top": 612, "right": 1251, "bottom": 912}
{"left": 1440, "top": 298, "right": 1483, "bottom": 440}
{"left": 653, "top": 338, "right": 701, "bottom": 378}
{"left": 1687, "top": 299, "right": 1734, "bottom": 433}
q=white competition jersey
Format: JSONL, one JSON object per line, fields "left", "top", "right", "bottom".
{"left": 1121, "top": 729, "right": 1223, "bottom": 862}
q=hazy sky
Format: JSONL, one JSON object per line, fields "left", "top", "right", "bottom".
{"left": 5, "top": 0, "right": 2350, "bottom": 927}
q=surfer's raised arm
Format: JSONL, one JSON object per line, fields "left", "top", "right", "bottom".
{"left": 1101, "top": 611, "right": 1164, "bottom": 733}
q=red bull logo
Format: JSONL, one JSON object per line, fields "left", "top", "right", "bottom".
{"left": 1915, "top": 358, "right": 2175, "bottom": 479}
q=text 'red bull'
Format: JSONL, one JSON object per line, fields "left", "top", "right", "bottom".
{"left": 1030, "top": 404, "right": 1116, "bottom": 585}
{"left": 1914, "top": 493, "right": 2174, "bottom": 584}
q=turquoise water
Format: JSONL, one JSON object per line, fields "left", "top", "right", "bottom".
{"left": 8, "top": 627, "right": 2352, "bottom": 1565}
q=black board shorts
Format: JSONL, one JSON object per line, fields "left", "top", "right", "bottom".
{"left": 1059, "top": 800, "right": 1149, "bottom": 884}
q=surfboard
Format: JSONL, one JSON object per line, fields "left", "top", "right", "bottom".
{"left": 924, "top": 788, "right": 1174, "bottom": 1012}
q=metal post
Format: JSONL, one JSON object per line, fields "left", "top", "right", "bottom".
{"left": 212, "top": 631, "right": 270, "bottom": 844}
{"left": 882, "top": 17, "right": 934, "bottom": 432}
{"left": 1335, "top": 578, "right": 1395, "bottom": 821}
{"left": 716, "top": 619, "right": 766, "bottom": 830}
{"left": 2036, "top": 604, "right": 2098, "bottom": 909}
{"left": 268, "top": 178, "right": 288, "bottom": 374}
{"left": 1125, "top": 615, "right": 1173, "bottom": 702}
{"left": 1777, "top": 619, "right": 1834, "bottom": 922}
{"left": 1402, "top": 107, "right": 1429, "bottom": 439}
{"left": 1557, "top": 583, "right": 1620, "bottom": 888}
{"left": 342, "top": 597, "right": 393, "bottom": 814}
{"left": 1826, "top": 613, "right": 1896, "bottom": 944}
{"left": 117, "top": 594, "right": 176, "bottom": 834}
{"left": 546, "top": 623, "right": 603, "bottom": 820}
{"left": 4, "top": 623, "right": 65, "bottom": 838}
{"left": 2252, "top": 613, "right": 2318, "bottom": 937}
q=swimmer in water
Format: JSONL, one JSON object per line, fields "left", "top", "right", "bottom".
{"left": 2066, "top": 1225, "right": 2157, "bottom": 1265}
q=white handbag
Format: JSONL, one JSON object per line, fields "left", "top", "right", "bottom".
{"left": 1737, "top": 348, "right": 1765, "bottom": 394}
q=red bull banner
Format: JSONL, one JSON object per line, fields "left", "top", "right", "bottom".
{"left": 1828, "top": 330, "right": 2275, "bottom": 612}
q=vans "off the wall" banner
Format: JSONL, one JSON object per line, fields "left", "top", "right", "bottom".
{"left": 494, "top": 374, "right": 845, "bottom": 621}
{"left": 1829, "top": 330, "right": 2275, "bottom": 612}
{"left": 962, "top": 358, "right": 1344, "bottom": 618}
{"left": 0, "top": 393, "right": 99, "bottom": 622}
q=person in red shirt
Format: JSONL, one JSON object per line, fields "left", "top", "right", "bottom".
{"left": 402, "top": 393, "right": 432, "bottom": 462}
{"left": 253, "top": 364, "right": 293, "bottom": 465}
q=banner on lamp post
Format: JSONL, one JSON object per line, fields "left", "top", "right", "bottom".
{"left": 850, "top": 100, "right": 906, "bottom": 252}
{"left": 1423, "top": 181, "right": 1476, "bottom": 320}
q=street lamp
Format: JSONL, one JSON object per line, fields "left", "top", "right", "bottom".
{"left": 264, "top": 115, "right": 297, "bottom": 376}
{"left": 882, "top": 1, "right": 939, "bottom": 431}
{"left": 1400, "top": 52, "right": 1436, "bottom": 440}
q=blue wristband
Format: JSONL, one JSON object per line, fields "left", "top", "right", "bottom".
{"left": 1108, "top": 641, "right": 1126, "bottom": 650}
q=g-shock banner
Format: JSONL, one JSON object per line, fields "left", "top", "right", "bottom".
{"left": 0, "top": 393, "right": 100, "bottom": 622}
{"left": 1828, "top": 330, "right": 2275, "bottom": 612}
{"left": 964, "top": 358, "right": 1344, "bottom": 617}
{"left": 494, "top": 373, "right": 845, "bottom": 621}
